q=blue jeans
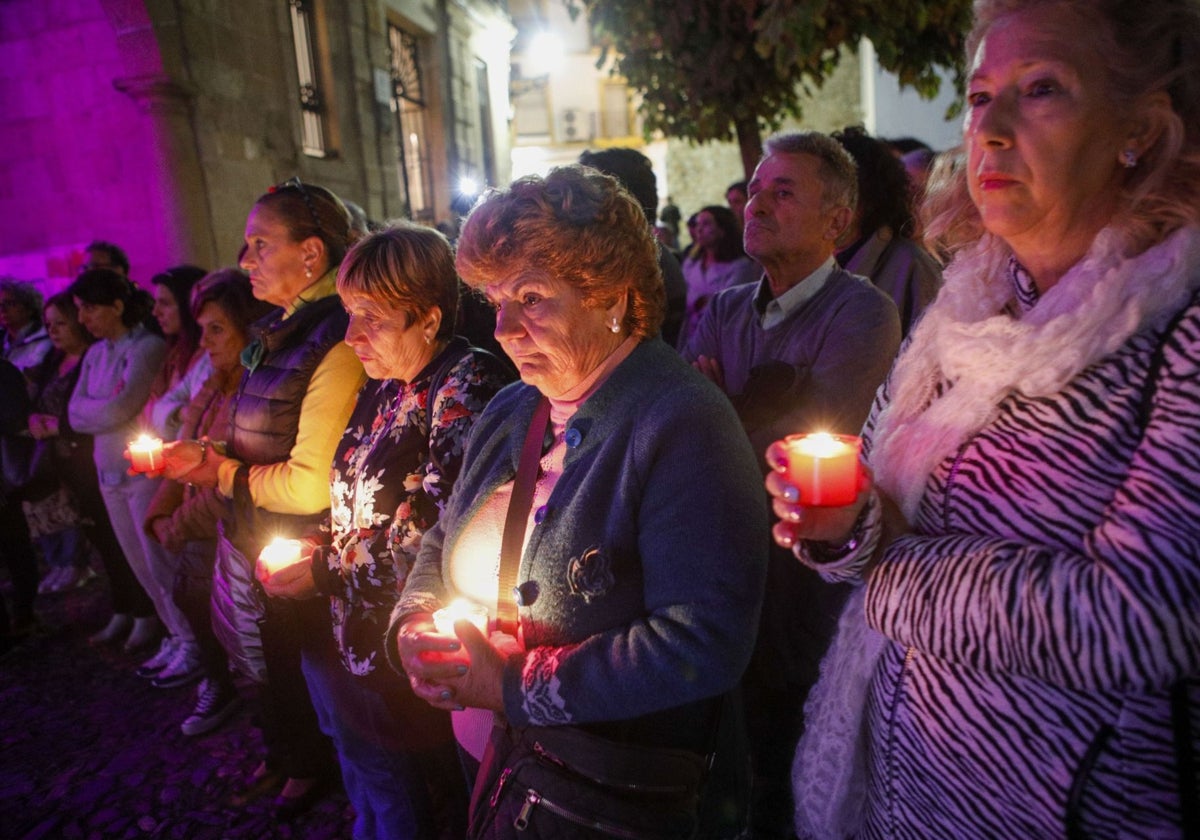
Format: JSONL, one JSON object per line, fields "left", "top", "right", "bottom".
{"left": 36, "top": 525, "right": 88, "bottom": 569}
{"left": 301, "top": 641, "right": 466, "bottom": 840}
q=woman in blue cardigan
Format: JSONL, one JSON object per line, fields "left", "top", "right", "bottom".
{"left": 391, "top": 165, "right": 769, "bottom": 838}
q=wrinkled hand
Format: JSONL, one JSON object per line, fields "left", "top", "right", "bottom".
{"left": 255, "top": 551, "right": 318, "bottom": 599}
{"left": 691, "top": 355, "right": 726, "bottom": 391}
{"left": 764, "top": 438, "right": 871, "bottom": 548}
{"left": 148, "top": 516, "right": 182, "bottom": 553}
{"left": 157, "top": 439, "right": 225, "bottom": 486}
{"left": 397, "top": 614, "right": 509, "bottom": 713}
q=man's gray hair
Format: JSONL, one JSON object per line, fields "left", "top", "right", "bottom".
{"left": 762, "top": 131, "right": 858, "bottom": 210}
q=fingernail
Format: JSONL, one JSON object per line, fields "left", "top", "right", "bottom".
{"left": 782, "top": 485, "right": 799, "bottom": 503}
{"left": 447, "top": 642, "right": 461, "bottom": 651}
{"left": 788, "top": 509, "right": 802, "bottom": 522}
{"left": 453, "top": 705, "right": 465, "bottom": 712}
{"left": 439, "top": 689, "right": 452, "bottom": 700}
{"left": 456, "top": 665, "right": 468, "bottom": 676}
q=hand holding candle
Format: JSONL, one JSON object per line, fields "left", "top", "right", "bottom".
{"left": 127, "top": 434, "right": 165, "bottom": 473}
{"left": 432, "top": 598, "right": 489, "bottom": 637}
{"left": 782, "top": 432, "right": 862, "bottom": 507}
{"left": 258, "top": 537, "right": 304, "bottom": 576}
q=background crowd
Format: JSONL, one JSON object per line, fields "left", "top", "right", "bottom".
{"left": 1, "top": 0, "right": 1198, "bottom": 837}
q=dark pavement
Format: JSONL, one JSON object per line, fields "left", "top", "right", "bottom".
{"left": 0, "top": 571, "right": 355, "bottom": 839}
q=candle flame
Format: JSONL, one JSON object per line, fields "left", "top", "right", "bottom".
{"left": 792, "top": 432, "right": 851, "bottom": 458}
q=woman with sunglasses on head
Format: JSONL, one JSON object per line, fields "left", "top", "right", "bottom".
{"left": 161, "top": 179, "right": 366, "bottom": 818}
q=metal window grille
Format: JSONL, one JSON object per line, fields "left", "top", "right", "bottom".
{"left": 388, "top": 25, "right": 433, "bottom": 222}
{"left": 289, "top": 0, "right": 326, "bottom": 157}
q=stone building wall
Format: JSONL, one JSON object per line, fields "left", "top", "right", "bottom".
{"left": 0, "top": 0, "right": 512, "bottom": 292}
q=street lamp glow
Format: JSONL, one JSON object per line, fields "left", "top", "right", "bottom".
{"left": 526, "top": 30, "right": 564, "bottom": 77}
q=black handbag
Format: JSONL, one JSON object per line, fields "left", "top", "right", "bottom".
{"left": 469, "top": 723, "right": 706, "bottom": 840}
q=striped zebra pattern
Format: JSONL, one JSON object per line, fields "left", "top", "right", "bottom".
{"left": 856, "top": 297, "right": 1200, "bottom": 837}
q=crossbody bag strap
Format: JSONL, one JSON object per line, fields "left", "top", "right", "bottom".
{"left": 496, "top": 396, "right": 551, "bottom": 635}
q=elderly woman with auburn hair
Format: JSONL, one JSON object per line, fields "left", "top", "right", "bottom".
{"left": 390, "top": 165, "right": 768, "bottom": 838}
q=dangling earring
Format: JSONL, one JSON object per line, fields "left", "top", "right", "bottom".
{"left": 609, "top": 317, "right": 621, "bottom": 334}
{"left": 304, "top": 264, "right": 313, "bottom": 279}
{"left": 1121, "top": 148, "right": 1138, "bottom": 169}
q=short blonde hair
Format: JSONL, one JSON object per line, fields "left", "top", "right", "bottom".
{"left": 455, "top": 166, "right": 665, "bottom": 340}
{"left": 925, "top": 0, "right": 1200, "bottom": 255}
{"left": 336, "top": 221, "right": 459, "bottom": 341}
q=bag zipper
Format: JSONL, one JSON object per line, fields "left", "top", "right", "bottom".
{"left": 531, "top": 739, "right": 693, "bottom": 795}
{"left": 513, "top": 788, "right": 645, "bottom": 838}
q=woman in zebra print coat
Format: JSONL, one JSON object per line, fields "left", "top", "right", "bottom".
{"left": 766, "top": 0, "right": 1200, "bottom": 836}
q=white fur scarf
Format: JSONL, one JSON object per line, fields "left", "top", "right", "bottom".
{"left": 871, "top": 225, "right": 1200, "bottom": 522}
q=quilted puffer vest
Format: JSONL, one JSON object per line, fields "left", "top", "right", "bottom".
{"left": 230, "top": 294, "right": 348, "bottom": 466}
{"left": 226, "top": 294, "right": 348, "bottom": 552}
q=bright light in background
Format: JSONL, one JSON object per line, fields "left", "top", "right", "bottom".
{"left": 457, "top": 175, "right": 480, "bottom": 198}
{"left": 525, "top": 30, "right": 564, "bottom": 77}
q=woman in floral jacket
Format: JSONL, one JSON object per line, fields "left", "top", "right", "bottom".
{"left": 259, "top": 222, "right": 512, "bottom": 840}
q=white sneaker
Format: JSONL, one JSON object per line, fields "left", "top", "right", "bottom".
{"left": 50, "top": 566, "right": 82, "bottom": 592}
{"left": 38, "top": 567, "right": 69, "bottom": 594}
{"left": 151, "top": 641, "right": 202, "bottom": 689}
{"left": 136, "top": 637, "right": 178, "bottom": 678}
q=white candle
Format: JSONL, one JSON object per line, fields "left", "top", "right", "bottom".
{"left": 258, "top": 537, "right": 303, "bottom": 576}
{"left": 432, "top": 598, "right": 489, "bottom": 636}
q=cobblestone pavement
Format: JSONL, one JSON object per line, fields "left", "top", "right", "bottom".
{"left": 0, "top": 573, "right": 355, "bottom": 840}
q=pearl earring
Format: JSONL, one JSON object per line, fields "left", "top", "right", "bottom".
{"left": 305, "top": 265, "right": 313, "bottom": 279}
{"left": 609, "top": 318, "right": 621, "bottom": 334}
{"left": 1121, "top": 149, "right": 1138, "bottom": 169}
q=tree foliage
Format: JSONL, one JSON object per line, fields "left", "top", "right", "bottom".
{"left": 566, "top": 0, "right": 972, "bottom": 176}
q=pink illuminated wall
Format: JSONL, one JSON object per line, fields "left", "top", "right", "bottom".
{"left": 0, "top": 0, "right": 203, "bottom": 295}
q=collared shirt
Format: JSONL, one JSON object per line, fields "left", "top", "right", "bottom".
{"left": 2, "top": 322, "right": 52, "bottom": 373}
{"left": 757, "top": 257, "right": 836, "bottom": 330}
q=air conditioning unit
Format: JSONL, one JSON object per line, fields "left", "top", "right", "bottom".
{"left": 557, "top": 108, "right": 594, "bottom": 143}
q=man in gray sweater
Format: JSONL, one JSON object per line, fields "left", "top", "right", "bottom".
{"left": 682, "top": 131, "right": 901, "bottom": 839}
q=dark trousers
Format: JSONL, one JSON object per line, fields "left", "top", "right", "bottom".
{"left": 257, "top": 596, "right": 334, "bottom": 780}
{"left": 173, "top": 539, "right": 229, "bottom": 683}
{"left": 0, "top": 496, "right": 38, "bottom": 635}
{"left": 302, "top": 636, "right": 469, "bottom": 840}
{"left": 742, "top": 546, "right": 853, "bottom": 839}
{"left": 65, "top": 457, "right": 153, "bottom": 618}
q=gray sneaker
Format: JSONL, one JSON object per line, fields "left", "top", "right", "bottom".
{"left": 181, "top": 678, "right": 241, "bottom": 736}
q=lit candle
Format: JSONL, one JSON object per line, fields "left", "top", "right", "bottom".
{"left": 258, "top": 537, "right": 304, "bottom": 576}
{"left": 783, "top": 433, "right": 862, "bottom": 507}
{"left": 432, "top": 598, "right": 489, "bottom": 636}
{"left": 128, "top": 434, "right": 164, "bottom": 473}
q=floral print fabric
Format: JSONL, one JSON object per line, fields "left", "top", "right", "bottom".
{"left": 316, "top": 343, "right": 511, "bottom": 680}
